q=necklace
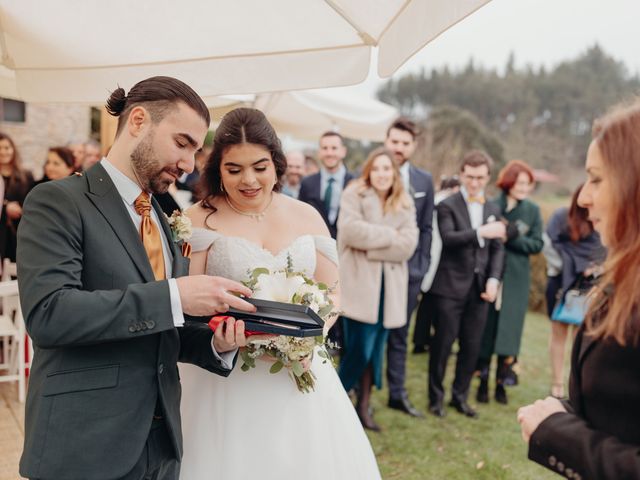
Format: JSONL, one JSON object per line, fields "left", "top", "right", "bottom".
{"left": 225, "top": 193, "right": 273, "bottom": 221}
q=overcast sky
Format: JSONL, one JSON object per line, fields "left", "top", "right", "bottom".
{"left": 336, "top": 0, "right": 640, "bottom": 98}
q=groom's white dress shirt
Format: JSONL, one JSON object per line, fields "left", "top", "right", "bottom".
{"left": 101, "top": 159, "right": 234, "bottom": 365}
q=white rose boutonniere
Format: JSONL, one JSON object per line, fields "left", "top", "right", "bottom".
{"left": 166, "top": 210, "right": 193, "bottom": 258}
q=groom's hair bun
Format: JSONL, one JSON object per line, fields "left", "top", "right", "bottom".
{"left": 105, "top": 87, "right": 127, "bottom": 116}
{"left": 106, "top": 76, "right": 210, "bottom": 138}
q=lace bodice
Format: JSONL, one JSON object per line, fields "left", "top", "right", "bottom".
{"left": 190, "top": 228, "right": 338, "bottom": 282}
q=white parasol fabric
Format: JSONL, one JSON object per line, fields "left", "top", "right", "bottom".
{"left": 0, "top": 0, "right": 490, "bottom": 103}
{"left": 252, "top": 90, "right": 398, "bottom": 141}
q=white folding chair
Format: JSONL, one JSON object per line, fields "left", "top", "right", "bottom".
{"left": 1, "top": 257, "right": 17, "bottom": 281}
{"left": 0, "top": 280, "right": 27, "bottom": 402}
{"left": 1, "top": 258, "right": 33, "bottom": 368}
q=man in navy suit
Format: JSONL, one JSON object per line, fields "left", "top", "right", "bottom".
{"left": 298, "top": 131, "right": 354, "bottom": 239}
{"left": 384, "top": 118, "right": 435, "bottom": 417}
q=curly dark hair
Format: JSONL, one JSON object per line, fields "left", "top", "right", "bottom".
{"left": 199, "top": 108, "right": 286, "bottom": 211}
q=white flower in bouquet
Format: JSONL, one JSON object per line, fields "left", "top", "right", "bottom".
{"left": 252, "top": 271, "right": 306, "bottom": 303}
{"left": 293, "top": 283, "right": 326, "bottom": 314}
{"left": 239, "top": 255, "right": 337, "bottom": 393}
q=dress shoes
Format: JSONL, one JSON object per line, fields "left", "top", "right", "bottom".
{"left": 476, "top": 378, "right": 489, "bottom": 404}
{"left": 495, "top": 384, "right": 508, "bottom": 404}
{"left": 428, "top": 403, "right": 446, "bottom": 418}
{"left": 412, "top": 344, "right": 428, "bottom": 354}
{"left": 388, "top": 395, "right": 425, "bottom": 418}
{"left": 449, "top": 399, "right": 478, "bottom": 418}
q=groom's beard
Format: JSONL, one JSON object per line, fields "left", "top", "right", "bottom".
{"left": 131, "top": 132, "right": 183, "bottom": 194}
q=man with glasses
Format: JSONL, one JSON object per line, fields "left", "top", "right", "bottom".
{"left": 427, "top": 150, "right": 505, "bottom": 419}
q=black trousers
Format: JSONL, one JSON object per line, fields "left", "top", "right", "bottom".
{"left": 428, "top": 284, "right": 489, "bottom": 406}
{"left": 118, "top": 419, "right": 179, "bottom": 480}
{"left": 413, "top": 291, "right": 436, "bottom": 348}
{"left": 386, "top": 280, "right": 422, "bottom": 399}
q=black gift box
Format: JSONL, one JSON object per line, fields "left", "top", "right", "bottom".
{"left": 226, "top": 298, "right": 324, "bottom": 337}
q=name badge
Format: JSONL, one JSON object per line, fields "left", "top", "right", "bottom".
{"left": 414, "top": 191, "right": 426, "bottom": 199}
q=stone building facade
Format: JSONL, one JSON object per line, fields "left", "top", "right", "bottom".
{"left": 0, "top": 102, "right": 91, "bottom": 179}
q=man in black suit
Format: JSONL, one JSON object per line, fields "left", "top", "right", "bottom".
{"left": 384, "top": 118, "right": 435, "bottom": 417}
{"left": 17, "top": 76, "right": 255, "bottom": 480}
{"left": 298, "top": 131, "right": 354, "bottom": 239}
{"left": 428, "top": 150, "right": 505, "bottom": 419}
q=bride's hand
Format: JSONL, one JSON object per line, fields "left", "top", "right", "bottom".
{"left": 255, "top": 352, "right": 312, "bottom": 371}
{"left": 300, "top": 353, "right": 313, "bottom": 372}
{"left": 213, "top": 317, "right": 247, "bottom": 353}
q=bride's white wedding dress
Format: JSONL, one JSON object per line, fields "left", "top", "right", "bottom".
{"left": 179, "top": 228, "right": 381, "bottom": 480}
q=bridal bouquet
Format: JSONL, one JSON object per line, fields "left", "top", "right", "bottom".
{"left": 239, "top": 256, "right": 336, "bottom": 393}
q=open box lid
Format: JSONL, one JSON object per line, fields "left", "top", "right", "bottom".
{"left": 226, "top": 298, "right": 324, "bottom": 337}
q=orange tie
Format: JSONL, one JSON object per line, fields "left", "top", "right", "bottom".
{"left": 134, "top": 192, "right": 166, "bottom": 280}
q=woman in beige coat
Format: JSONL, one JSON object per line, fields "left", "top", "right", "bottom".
{"left": 337, "top": 147, "right": 419, "bottom": 432}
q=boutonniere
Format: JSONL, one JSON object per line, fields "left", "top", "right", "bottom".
{"left": 166, "top": 210, "right": 193, "bottom": 258}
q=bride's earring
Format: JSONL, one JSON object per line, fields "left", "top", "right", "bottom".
{"left": 220, "top": 179, "right": 225, "bottom": 193}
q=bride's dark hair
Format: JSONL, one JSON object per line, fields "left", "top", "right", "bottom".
{"left": 199, "top": 108, "right": 286, "bottom": 211}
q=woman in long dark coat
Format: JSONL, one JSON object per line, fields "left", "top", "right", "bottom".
{"left": 518, "top": 97, "right": 640, "bottom": 480}
{"left": 477, "top": 160, "right": 543, "bottom": 405}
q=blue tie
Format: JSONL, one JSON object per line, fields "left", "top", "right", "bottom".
{"left": 323, "top": 177, "right": 335, "bottom": 213}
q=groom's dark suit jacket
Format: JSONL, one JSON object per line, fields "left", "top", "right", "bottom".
{"left": 17, "top": 163, "right": 229, "bottom": 480}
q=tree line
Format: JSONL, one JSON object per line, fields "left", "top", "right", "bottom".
{"left": 376, "top": 45, "right": 640, "bottom": 187}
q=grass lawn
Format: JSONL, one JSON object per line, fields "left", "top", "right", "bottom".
{"left": 367, "top": 311, "right": 562, "bottom": 479}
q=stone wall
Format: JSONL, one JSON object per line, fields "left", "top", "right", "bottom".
{"left": 0, "top": 103, "right": 91, "bottom": 179}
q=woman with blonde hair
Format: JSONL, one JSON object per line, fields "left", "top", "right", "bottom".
{"left": 518, "top": 99, "right": 640, "bottom": 478}
{"left": 338, "top": 146, "right": 418, "bottom": 431}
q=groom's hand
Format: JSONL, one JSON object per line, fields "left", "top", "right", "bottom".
{"left": 176, "top": 275, "right": 257, "bottom": 316}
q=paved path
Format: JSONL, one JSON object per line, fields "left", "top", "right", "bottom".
{"left": 0, "top": 382, "right": 24, "bottom": 480}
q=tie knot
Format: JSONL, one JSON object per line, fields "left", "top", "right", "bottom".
{"left": 134, "top": 191, "right": 152, "bottom": 216}
{"left": 467, "top": 195, "right": 485, "bottom": 205}
{"left": 328, "top": 177, "right": 335, "bottom": 184}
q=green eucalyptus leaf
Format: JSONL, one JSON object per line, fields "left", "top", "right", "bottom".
{"left": 269, "top": 361, "right": 284, "bottom": 374}
{"left": 292, "top": 361, "right": 304, "bottom": 377}
{"left": 251, "top": 267, "right": 270, "bottom": 279}
{"left": 318, "top": 305, "right": 333, "bottom": 318}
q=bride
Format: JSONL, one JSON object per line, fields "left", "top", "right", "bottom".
{"left": 179, "top": 108, "right": 381, "bottom": 479}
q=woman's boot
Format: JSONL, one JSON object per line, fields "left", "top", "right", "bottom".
{"left": 356, "top": 366, "right": 381, "bottom": 432}
{"left": 495, "top": 356, "right": 509, "bottom": 404}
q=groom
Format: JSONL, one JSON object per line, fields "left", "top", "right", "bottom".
{"left": 17, "top": 76, "right": 255, "bottom": 480}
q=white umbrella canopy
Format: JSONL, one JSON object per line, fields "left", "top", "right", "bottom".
{"left": 253, "top": 90, "right": 398, "bottom": 141}
{"left": 0, "top": 0, "right": 490, "bottom": 103}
